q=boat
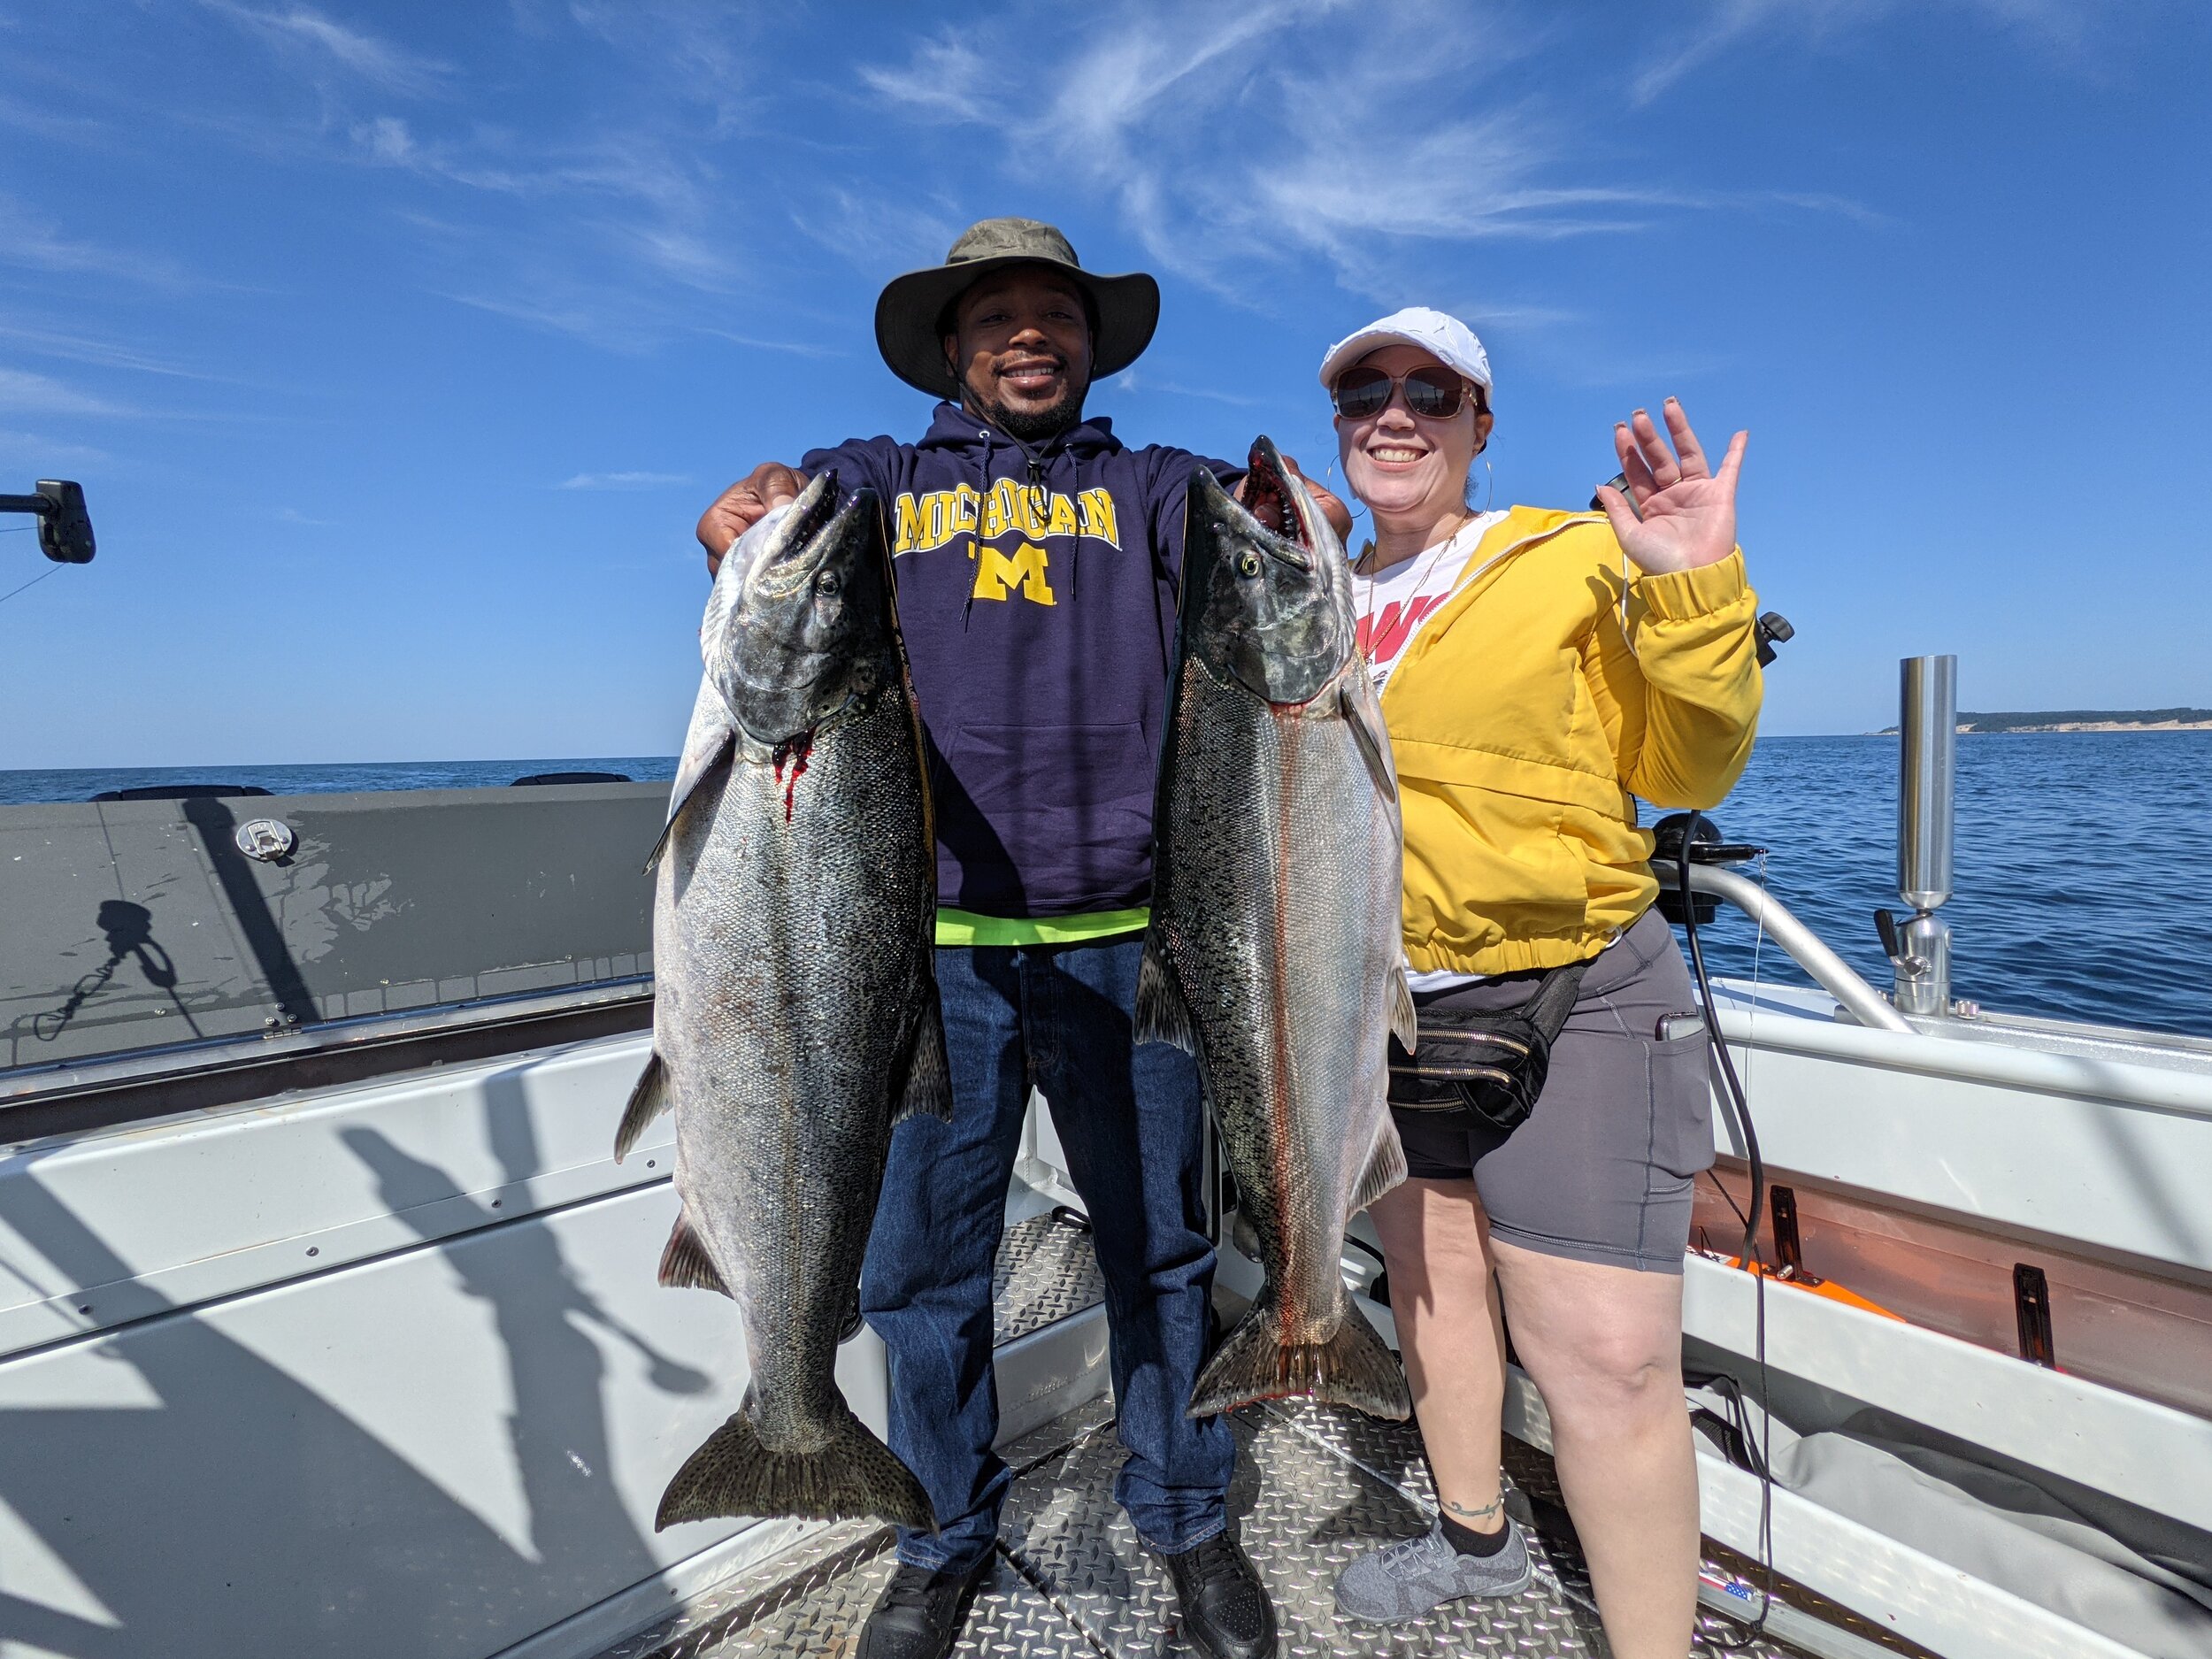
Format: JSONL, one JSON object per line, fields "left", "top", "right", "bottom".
{"left": 1, "top": 651, "right": 2206, "bottom": 1659}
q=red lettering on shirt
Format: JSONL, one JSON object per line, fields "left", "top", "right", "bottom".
{"left": 1357, "top": 595, "right": 1449, "bottom": 666}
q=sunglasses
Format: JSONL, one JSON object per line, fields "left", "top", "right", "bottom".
{"left": 1330, "top": 365, "right": 1482, "bottom": 422}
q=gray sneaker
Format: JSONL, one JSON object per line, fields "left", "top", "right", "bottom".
{"left": 1333, "top": 1519, "right": 1533, "bottom": 1624}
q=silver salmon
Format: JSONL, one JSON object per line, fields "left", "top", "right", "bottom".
{"left": 1138, "top": 438, "right": 1414, "bottom": 1422}
{"left": 616, "top": 472, "right": 949, "bottom": 1532}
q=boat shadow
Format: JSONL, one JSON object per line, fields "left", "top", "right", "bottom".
{"left": 0, "top": 1068, "right": 700, "bottom": 1658}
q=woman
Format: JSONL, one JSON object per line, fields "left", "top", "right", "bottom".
{"left": 1320, "top": 307, "right": 1760, "bottom": 1659}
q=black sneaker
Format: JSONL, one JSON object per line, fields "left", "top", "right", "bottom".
{"left": 1157, "top": 1530, "right": 1277, "bottom": 1659}
{"left": 856, "top": 1555, "right": 992, "bottom": 1659}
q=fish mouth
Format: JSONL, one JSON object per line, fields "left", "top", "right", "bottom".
{"left": 717, "top": 472, "right": 888, "bottom": 744}
{"left": 748, "top": 471, "right": 861, "bottom": 598}
{"left": 1229, "top": 437, "right": 1315, "bottom": 572}
{"left": 1186, "top": 438, "right": 1350, "bottom": 706}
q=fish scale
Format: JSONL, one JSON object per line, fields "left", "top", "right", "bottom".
{"left": 1139, "top": 438, "right": 1414, "bottom": 1422}
{"left": 1164, "top": 663, "right": 1393, "bottom": 1336}
{"left": 618, "top": 473, "right": 951, "bottom": 1533}
{"left": 664, "top": 686, "right": 928, "bottom": 1441}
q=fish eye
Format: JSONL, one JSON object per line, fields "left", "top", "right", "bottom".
{"left": 813, "top": 570, "right": 841, "bottom": 595}
{"left": 1236, "top": 551, "right": 1262, "bottom": 578}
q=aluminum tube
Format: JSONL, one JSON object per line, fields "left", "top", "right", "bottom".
{"left": 1899, "top": 655, "right": 1957, "bottom": 910}
{"left": 1678, "top": 864, "right": 1916, "bottom": 1033}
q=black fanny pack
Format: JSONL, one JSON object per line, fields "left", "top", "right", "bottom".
{"left": 1386, "top": 958, "right": 1591, "bottom": 1133}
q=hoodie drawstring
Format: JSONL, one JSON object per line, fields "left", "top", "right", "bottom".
{"left": 1069, "top": 451, "right": 1082, "bottom": 600}
{"left": 963, "top": 426, "right": 994, "bottom": 629}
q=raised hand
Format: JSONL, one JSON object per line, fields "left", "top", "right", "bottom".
{"left": 697, "top": 462, "right": 808, "bottom": 576}
{"left": 1594, "top": 397, "right": 1746, "bottom": 575}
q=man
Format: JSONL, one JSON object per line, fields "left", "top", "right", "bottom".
{"left": 694, "top": 217, "right": 1347, "bottom": 1659}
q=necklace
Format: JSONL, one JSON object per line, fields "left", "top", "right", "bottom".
{"left": 1357, "top": 512, "right": 1479, "bottom": 657}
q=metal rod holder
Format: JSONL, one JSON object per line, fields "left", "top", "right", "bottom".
{"left": 1893, "top": 655, "right": 1956, "bottom": 1016}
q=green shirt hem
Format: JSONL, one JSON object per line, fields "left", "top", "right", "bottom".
{"left": 934, "top": 906, "right": 1150, "bottom": 947}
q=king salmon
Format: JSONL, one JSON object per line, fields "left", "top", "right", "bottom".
{"left": 1137, "top": 437, "right": 1414, "bottom": 1422}
{"left": 615, "top": 472, "right": 949, "bottom": 1532}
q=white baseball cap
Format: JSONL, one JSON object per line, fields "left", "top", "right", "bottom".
{"left": 1317, "top": 305, "right": 1492, "bottom": 396}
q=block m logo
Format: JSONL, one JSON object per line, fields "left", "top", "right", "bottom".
{"left": 969, "top": 540, "right": 1056, "bottom": 606}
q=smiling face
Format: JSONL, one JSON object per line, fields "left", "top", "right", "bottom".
{"left": 1333, "top": 342, "right": 1494, "bottom": 528}
{"left": 942, "top": 265, "right": 1095, "bottom": 442}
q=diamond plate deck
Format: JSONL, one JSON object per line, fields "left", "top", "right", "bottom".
{"left": 994, "top": 1210, "right": 1107, "bottom": 1348}
{"left": 1002, "top": 1400, "right": 1618, "bottom": 1658}
{"left": 591, "top": 1214, "right": 1829, "bottom": 1658}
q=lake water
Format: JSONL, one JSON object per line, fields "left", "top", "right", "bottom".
{"left": 8, "top": 733, "right": 2208, "bottom": 1039}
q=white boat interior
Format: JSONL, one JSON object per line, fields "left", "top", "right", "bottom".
{"left": 1, "top": 665, "right": 2207, "bottom": 1659}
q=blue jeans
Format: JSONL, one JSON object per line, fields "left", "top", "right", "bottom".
{"left": 860, "top": 938, "right": 1234, "bottom": 1571}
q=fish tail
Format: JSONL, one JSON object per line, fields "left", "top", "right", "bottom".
{"left": 1187, "top": 1293, "right": 1409, "bottom": 1423}
{"left": 654, "top": 1402, "right": 935, "bottom": 1533}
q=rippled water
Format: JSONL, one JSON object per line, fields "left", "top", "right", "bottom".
{"left": 1684, "top": 733, "right": 2212, "bottom": 1039}
{"left": 8, "top": 733, "right": 2208, "bottom": 1038}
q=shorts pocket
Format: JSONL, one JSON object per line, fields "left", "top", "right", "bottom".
{"left": 1647, "top": 1031, "right": 1716, "bottom": 1179}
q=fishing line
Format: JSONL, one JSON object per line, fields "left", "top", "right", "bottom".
{"left": 0, "top": 565, "right": 59, "bottom": 609}
{"left": 1677, "top": 812, "right": 1776, "bottom": 1638}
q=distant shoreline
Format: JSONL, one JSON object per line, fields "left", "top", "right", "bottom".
{"left": 1871, "top": 710, "right": 2212, "bottom": 735}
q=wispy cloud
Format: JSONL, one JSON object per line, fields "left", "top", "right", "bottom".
{"left": 557, "top": 471, "right": 694, "bottom": 491}
{"left": 1632, "top": 0, "right": 2132, "bottom": 104}
{"left": 854, "top": 2, "right": 1724, "bottom": 303}
{"left": 791, "top": 188, "right": 964, "bottom": 277}
{"left": 695, "top": 328, "right": 843, "bottom": 357}
{"left": 197, "top": 0, "right": 452, "bottom": 96}
{"left": 0, "top": 196, "right": 196, "bottom": 287}
{"left": 0, "top": 369, "right": 133, "bottom": 418}
{"left": 0, "top": 321, "right": 234, "bottom": 381}
{"left": 1113, "top": 370, "right": 1262, "bottom": 407}
{"left": 124, "top": 6, "right": 768, "bottom": 349}
{"left": 0, "top": 430, "right": 112, "bottom": 470}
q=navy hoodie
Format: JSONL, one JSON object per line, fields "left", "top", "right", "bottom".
{"left": 801, "top": 402, "right": 1240, "bottom": 920}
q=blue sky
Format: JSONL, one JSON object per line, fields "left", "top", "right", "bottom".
{"left": 1, "top": 0, "right": 2206, "bottom": 766}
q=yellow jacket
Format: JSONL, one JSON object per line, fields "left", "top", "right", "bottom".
{"left": 1381, "top": 505, "right": 1763, "bottom": 976}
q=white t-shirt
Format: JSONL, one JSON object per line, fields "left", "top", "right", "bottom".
{"left": 1353, "top": 511, "right": 1506, "bottom": 695}
{"left": 1351, "top": 511, "right": 1509, "bottom": 990}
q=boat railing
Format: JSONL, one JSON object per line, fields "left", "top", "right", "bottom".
{"left": 1653, "top": 859, "right": 1912, "bottom": 1033}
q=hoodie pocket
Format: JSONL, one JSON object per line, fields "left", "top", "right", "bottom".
{"left": 944, "top": 722, "right": 1155, "bottom": 910}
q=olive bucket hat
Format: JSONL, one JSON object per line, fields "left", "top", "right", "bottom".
{"left": 873, "top": 216, "right": 1161, "bottom": 401}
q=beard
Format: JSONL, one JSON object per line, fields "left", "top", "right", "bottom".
{"left": 971, "top": 376, "right": 1087, "bottom": 443}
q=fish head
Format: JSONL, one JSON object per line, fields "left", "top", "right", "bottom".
{"left": 708, "top": 470, "right": 895, "bottom": 743}
{"left": 1183, "top": 436, "right": 1354, "bottom": 705}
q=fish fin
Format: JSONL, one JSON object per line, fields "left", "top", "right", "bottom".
{"left": 1340, "top": 677, "right": 1398, "bottom": 803}
{"left": 1133, "top": 935, "right": 1199, "bottom": 1055}
{"left": 614, "top": 1052, "right": 671, "bottom": 1163}
{"left": 657, "top": 1210, "right": 729, "bottom": 1296}
{"left": 645, "top": 684, "right": 737, "bottom": 872}
{"left": 1187, "top": 1291, "right": 1409, "bottom": 1422}
{"left": 655, "top": 1400, "right": 935, "bottom": 1532}
{"left": 1389, "top": 964, "right": 1418, "bottom": 1055}
{"left": 1348, "top": 1124, "right": 1407, "bottom": 1217}
{"left": 893, "top": 987, "right": 955, "bottom": 1125}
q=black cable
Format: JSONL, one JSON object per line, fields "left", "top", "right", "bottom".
{"left": 1676, "top": 811, "right": 1777, "bottom": 1636}
{"left": 0, "top": 565, "right": 59, "bottom": 609}
{"left": 1678, "top": 815, "right": 1763, "bottom": 1268}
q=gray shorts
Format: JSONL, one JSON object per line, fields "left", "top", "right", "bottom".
{"left": 1390, "top": 908, "right": 1714, "bottom": 1273}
